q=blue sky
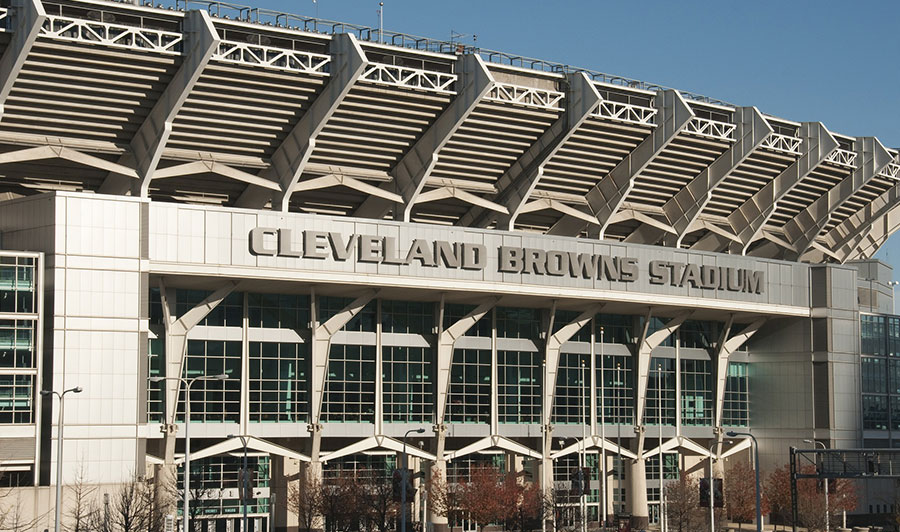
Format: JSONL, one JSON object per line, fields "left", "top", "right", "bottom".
{"left": 254, "top": 0, "right": 900, "bottom": 273}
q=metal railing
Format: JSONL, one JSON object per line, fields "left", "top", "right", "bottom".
{"left": 0, "top": 7, "right": 9, "bottom": 31}
{"left": 39, "top": 13, "right": 183, "bottom": 53}
{"left": 760, "top": 133, "right": 802, "bottom": 155}
{"left": 878, "top": 162, "right": 900, "bottom": 180}
{"left": 485, "top": 83, "right": 564, "bottom": 110}
{"left": 594, "top": 100, "right": 657, "bottom": 127}
{"left": 359, "top": 63, "right": 456, "bottom": 94}
{"left": 213, "top": 40, "right": 331, "bottom": 74}
{"left": 683, "top": 117, "right": 736, "bottom": 141}
{"left": 825, "top": 148, "right": 857, "bottom": 168}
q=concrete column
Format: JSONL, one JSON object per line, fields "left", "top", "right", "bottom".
{"left": 271, "top": 456, "right": 301, "bottom": 532}
{"left": 627, "top": 436, "right": 649, "bottom": 529}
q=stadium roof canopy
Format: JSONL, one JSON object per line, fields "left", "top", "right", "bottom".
{"left": 0, "top": 0, "right": 897, "bottom": 263}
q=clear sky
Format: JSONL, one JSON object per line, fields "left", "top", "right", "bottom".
{"left": 251, "top": 0, "right": 900, "bottom": 274}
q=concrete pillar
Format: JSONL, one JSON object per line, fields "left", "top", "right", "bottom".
{"left": 627, "top": 438, "right": 649, "bottom": 529}
{"left": 541, "top": 425, "right": 554, "bottom": 492}
{"left": 271, "top": 456, "right": 301, "bottom": 532}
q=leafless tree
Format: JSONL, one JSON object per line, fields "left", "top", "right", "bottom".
{"left": 288, "top": 474, "right": 322, "bottom": 532}
{"left": 65, "top": 464, "right": 96, "bottom": 532}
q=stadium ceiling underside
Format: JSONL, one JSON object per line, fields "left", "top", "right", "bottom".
{"left": 0, "top": 0, "right": 898, "bottom": 264}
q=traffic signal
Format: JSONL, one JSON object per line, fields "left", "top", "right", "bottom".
{"left": 699, "top": 478, "right": 723, "bottom": 508}
{"left": 392, "top": 469, "right": 402, "bottom": 502}
{"left": 570, "top": 468, "right": 584, "bottom": 496}
{"left": 238, "top": 468, "right": 254, "bottom": 501}
{"left": 392, "top": 468, "right": 416, "bottom": 502}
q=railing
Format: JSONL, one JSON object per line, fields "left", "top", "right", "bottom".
{"left": 825, "top": 148, "right": 857, "bottom": 168}
{"left": 39, "top": 14, "right": 183, "bottom": 53}
{"left": 760, "top": 133, "right": 802, "bottom": 155}
{"left": 213, "top": 40, "right": 330, "bottom": 74}
{"left": 175, "top": 0, "right": 732, "bottom": 106}
{"left": 594, "top": 100, "right": 657, "bottom": 127}
{"left": 878, "top": 162, "right": 900, "bottom": 181}
{"left": 0, "top": 7, "right": 8, "bottom": 31}
{"left": 485, "top": 83, "right": 564, "bottom": 110}
{"left": 683, "top": 117, "right": 736, "bottom": 141}
{"left": 359, "top": 63, "right": 456, "bottom": 94}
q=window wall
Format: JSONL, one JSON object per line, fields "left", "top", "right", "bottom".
{"left": 0, "top": 255, "right": 38, "bottom": 429}
{"left": 861, "top": 314, "right": 900, "bottom": 431}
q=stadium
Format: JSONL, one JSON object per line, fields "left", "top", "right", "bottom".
{"left": 0, "top": 0, "right": 899, "bottom": 530}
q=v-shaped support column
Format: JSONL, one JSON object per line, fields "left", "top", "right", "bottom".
{"left": 712, "top": 317, "right": 765, "bottom": 434}
{"left": 0, "top": 0, "right": 45, "bottom": 122}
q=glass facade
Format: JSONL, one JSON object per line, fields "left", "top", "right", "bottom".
{"left": 723, "top": 362, "right": 750, "bottom": 427}
{"left": 178, "top": 455, "right": 271, "bottom": 516}
{"left": 248, "top": 342, "right": 308, "bottom": 422}
{"left": 861, "top": 314, "right": 900, "bottom": 431}
{"left": 680, "top": 359, "right": 712, "bottom": 426}
{"left": 598, "top": 354, "right": 634, "bottom": 425}
{"left": 645, "top": 358, "right": 676, "bottom": 425}
{"left": 447, "top": 348, "right": 490, "bottom": 423}
{"left": 0, "top": 255, "right": 38, "bottom": 427}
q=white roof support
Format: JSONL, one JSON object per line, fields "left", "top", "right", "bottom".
{"left": 354, "top": 54, "right": 494, "bottom": 221}
{"left": 721, "top": 122, "right": 838, "bottom": 254}
{"left": 779, "top": 137, "right": 893, "bottom": 260}
{"left": 0, "top": 0, "right": 45, "bottom": 122}
{"left": 634, "top": 310, "right": 691, "bottom": 429}
{"left": 99, "top": 10, "right": 219, "bottom": 197}
{"left": 435, "top": 296, "right": 498, "bottom": 426}
{"left": 552, "top": 435, "right": 637, "bottom": 461}
{"left": 581, "top": 90, "right": 693, "bottom": 240}
{"left": 321, "top": 435, "right": 437, "bottom": 464}
{"left": 235, "top": 33, "right": 368, "bottom": 210}
{"left": 542, "top": 304, "right": 602, "bottom": 427}
{"left": 846, "top": 202, "right": 900, "bottom": 261}
{"left": 819, "top": 181, "right": 900, "bottom": 263}
{"left": 641, "top": 436, "right": 711, "bottom": 460}
{"left": 444, "top": 434, "right": 543, "bottom": 461}
{"left": 460, "top": 72, "right": 602, "bottom": 229}
{"left": 181, "top": 436, "right": 311, "bottom": 464}
{"left": 309, "top": 288, "right": 378, "bottom": 425}
{"left": 0, "top": 145, "right": 138, "bottom": 178}
{"left": 713, "top": 317, "right": 765, "bottom": 431}
{"left": 668, "top": 107, "right": 772, "bottom": 247}
{"left": 158, "top": 278, "right": 240, "bottom": 425}
{"left": 154, "top": 161, "right": 281, "bottom": 191}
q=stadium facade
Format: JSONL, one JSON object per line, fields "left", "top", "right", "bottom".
{"left": 0, "top": 0, "right": 899, "bottom": 529}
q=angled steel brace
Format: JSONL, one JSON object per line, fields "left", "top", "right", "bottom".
{"left": 780, "top": 137, "right": 893, "bottom": 260}
{"left": 552, "top": 435, "right": 637, "bottom": 460}
{"left": 416, "top": 186, "right": 508, "bottom": 214}
{"left": 725, "top": 122, "right": 838, "bottom": 254}
{"left": 353, "top": 54, "right": 494, "bottom": 221}
{"left": 235, "top": 33, "right": 368, "bottom": 210}
{"left": 824, "top": 181, "right": 900, "bottom": 263}
{"left": 585, "top": 90, "right": 693, "bottom": 240}
{"left": 309, "top": 288, "right": 378, "bottom": 424}
{"left": 435, "top": 296, "right": 498, "bottom": 426}
{"left": 0, "top": 145, "right": 138, "bottom": 178}
{"left": 321, "top": 435, "right": 437, "bottom": 464}
{"left": 294, "top": 173, "right": 401, "bottom": 203}
{"left": 542, "top": 303, "right": 603, "bottom": 426}
{"left": 713, "top": 317, "right": 765, "bottom": 430}
{"left": 100, "top": 10, "right": 219, "bottom": 196}
{"left": 846, "top": 202, "right": 900, "bottom": 261}
{"left": 667, "top": 107, "right": 772, "bottom": 247}
{"left": 184, "top": 436, "right": 311, "bottom": 464}
{"left": 0, "top": 0, "right": 45, "bottom": 122}
{"left": 642, "top": 436, "right": 710, "bottom": 460}
{"left": 159, "top": 278, "right": 240, "bottom": 425}
{"left": 634, "top": 310, "right": 691, "bottom": 428}
{"left": 461, "top": 72, "right": 602, "bottom": 229}
{"left": 154, "top": 160, "right": 280, "bottom": 190}
{"left": 444, "top": 434, "right": 543, "bottom": 461}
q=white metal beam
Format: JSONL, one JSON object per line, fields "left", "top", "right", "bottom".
{"left": 153, "top": 160, "right": 280, "bottom": 190}
{"left": 235, "top": 33, "right": 368, "bottom": 210}
{"left": 321, "top": 435, "right": 436, "bottom": 464}
{"left": 713, "top": 317, "right": 765, "bottom": 430}
{"left": 0, "top": 0, "right": 45, "bottom": 122}
{"left": 445, "top": 434, "right": 542, "bottom": 461}
{"left": 582, "top": 90, "right": 693, "bottom": 239}
{"left": 184, "top": 436, "right": 311, "bottom": 464}
{"left": 99, "top": 10, "right": 219, "bottom": 196}
{"left": 846, "top": 202, "right": 900, "bottom": 261}
{"left": 353, "top": 54, "right": 494, "bottom": 221}
{"left": 635, "top": 310, "right": 691, "bottom": 427}
{"left": 460, "top": 72, "right": 602, "bottom": 229}
{"left": 542, "top": 304, "right": 602, "bottom": 427}
{"left": 726, "top": 122, "right": 838, "bottom": 254}
{"left": 824, "top": 181, "right": 900, "bottom": 263}
{"left": 552, "top": 435, "right": 637, "bottom": 460}
{"left": 0, "top": 145, "right": 138, "bottom": 178}
{"left": 780, "top": 137, "right": 893, "bottom": 260}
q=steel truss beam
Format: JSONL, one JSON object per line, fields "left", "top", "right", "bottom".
{"left": 353, "top": 54, "right": 494, "bottom": 221}
{"left": 459, "top": 72, "right": 602, "bottom": 229}
{"left": 0, "top": 0, "right": 45, "bottom": 122}
{"left": 815, "top": 176, "right": 900, "bottom": 263}
{"left": 693, "top": 122, "right": 838, "bottom": 254}
{"left": 235, "top": 33, "right": 368, "bottom": 210}
{"left": 624, "top": 107, "right": 771, "bottom": 246}
{"left": 548, "top": 90, "right": 693, "bottom": 238}
{"left": 778, "top": 137, "right": 893, "bottom": 260}
{"left": 99, "top": 10, "right": 219, "bottom": 196}
{"left": 846, "top": 202, "right": 900, "bottom": 261}
{"left": 0, "top": 145, "right": 138, "bottom": 178}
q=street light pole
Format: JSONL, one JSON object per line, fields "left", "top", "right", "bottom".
{"left": 581, "top": 359, "right": 587, "bottom": 532}
{"left": 401, "top": 428, "right": 425, "bottom": 532}
{"left": 706, "top": 440, "right": 730, "bottom": 532}
{"left": 657, "top": 363, "right": 664, "bottom": 532}
{"left": 41, "top": 386, "right": 83, "bottom": 532}
{"left": 229, "top": 435, "right": 251, "bottom": 532}
{"left": 727, "top": 432, "right": 761, "bottom": 532}
{"left": 599, "top": 327, "right": 607, "bottom": 527}
{"left": 804, "top": 439, "right": 829, "bottom": 531}
{"left": 150, "top": 373, "right": 228, "bottom": 532}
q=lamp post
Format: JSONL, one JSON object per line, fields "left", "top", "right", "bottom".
{"left": 657, "top": 363, "right": 665, "bottom": 532}
{"left": 229, "top": 435, "right": 251, "bottom": 532}
{"left": 581, "top": 359, "right": 588, "bottom": 532}
{"left": 889, "top": 280, "right": 900, "bottom": 315}
{"left": 40, "top": 386, "right": 83, "bottom": 532}
{"left": 599, "top": 327, "right": 607, "bottom": 527}
{"left": 804, "top": 439, "right": 829, "bottom": 531}
{"left": 706, "top": 439, "right": 730, "bottom": 532}
{"left": 401, "top": 428, "right": 426, "bottom": 532}
{"left": 727, "top": 431, "right": 761, "bottom": 532}
{"left": 150, "top": 373, "right": 228, "bottom": 532}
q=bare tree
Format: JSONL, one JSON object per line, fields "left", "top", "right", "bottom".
{"left": 664, "top": 470, "right": 703, "bottom": 532}
{"left": 318, "top": 470, "right": 362, "bottom": 532}
{"left": 357, "top": 469, "right": 397, "bottom": 532}
{"left": 66, "top": 464, "right": 96, "bottom": 532}
{"left": 428, "top": 468, "right": 464, "bottom": 532}
{"left": 288, "top": 475, "right": 322, "bottom": 532}
{"left": 0, "top": 489, "right": 44, "bottom": 532}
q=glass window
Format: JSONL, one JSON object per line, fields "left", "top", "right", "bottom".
{"left": 680, "top": 359, "right": 712, "bottom": 426}
{"left": 318, "top": 297, "right": 375, "bottom": 332}
{"left": 248, "top": 294, "right": 309, "bottom": 330}
{"left": 383, "top": 346, "right": 434, "bottom": 423}
{"left": 147, "top": 337, "right": 164, "bottom": 423}
{"left": 178, "top": 455, "right": 271, "bottom": 515}
{"left": 553, "top": 311, "right": 590, "bottom": 343}
{"left": 0, "top": 320, "right": 35, "bottom": 369}
{"left": 179, "top": 340, "right": 242, "bottom": 423}
{"left": 498, "top": 350, "right": 541, "bottom": 424}
{"left": 447, "top": 348, "right": 491, "bottom": 424}
{"left": 443, "top": 304, "right": 491, "bottom": 337}
{"left": 446, "top": 454, "right": 505, "bottom": 484}
{"left": 646, "top": 453, "right": 679, "bottom": 481}
{"left": 862, "top": 357, "right": 888, "bottom": 394}
{"left": 552, "top": 353, "right": 590, "bottom": 424}
{"left": 597, "top": 354, "right": 634, "bottom": 425}
{"left": 497, "top": 308, "right": 540, "bottom": 340}
{"left": 0, "top": 256, "right": 35, "bottom": 314}
{"left": 323, "top": 454, "right": 396, "bottom": 484}
{"left": 646, "top": 358, "right": 675, "bottom": 425}
{"left": 888, "top": 317, "right": 900, "bottom": 357}
{"left": 680, "top": 321, "right": 716, "bottom": 350}
{"left": 0, "top": 374, "right": 33, "bottom": 424}
{"left": 249, "top": 342, "right": 308, "bottom": 422}
{"left": 322, "top": 344, "right": 376, "bottom": 423}
{"left": 596, "top": 315, "right": 634, "bottom": 345}
{"left": 861, "top": 315, "right": 886, "bottom": 356}
{"left": 177, "top": 290, "right": 242, "bottom": 327}
{"left": 644, "top": 317, "right": 674, "bottom": 347}
{"left": 723, "top": 362, "right": 749, "bottom": 427}
{"left": 382, "top": 300, "right": 434, "bottom": 335}
{"left": 863, "top": 395, "right": 889, "bottom": 430}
